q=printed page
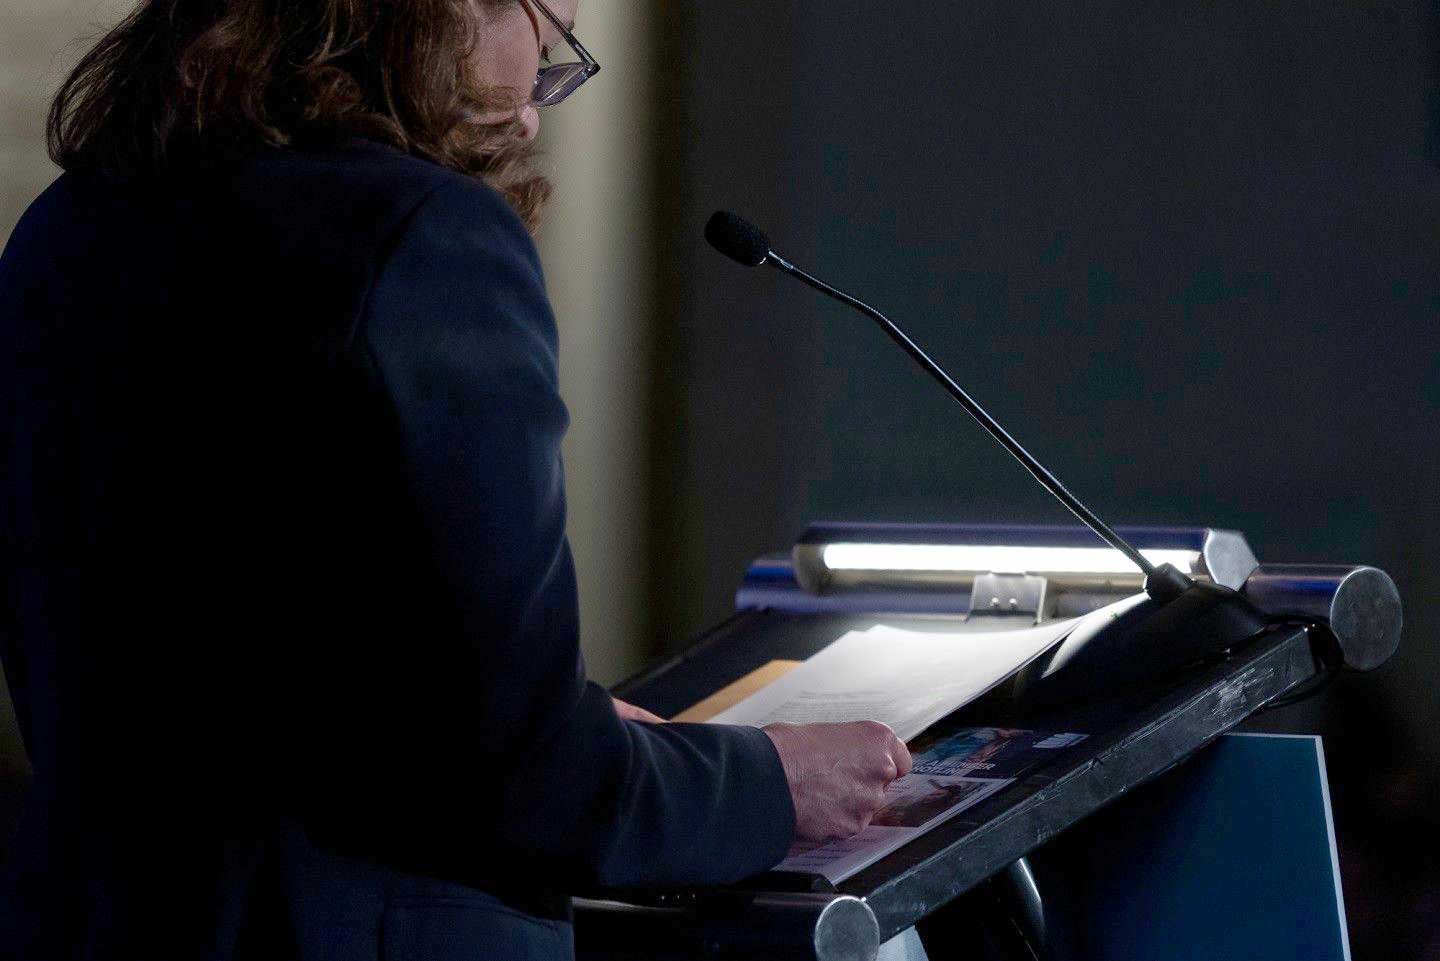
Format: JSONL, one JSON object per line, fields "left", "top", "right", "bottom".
{"left": 706, "top": 619, "right": 1079, "bottom": 742}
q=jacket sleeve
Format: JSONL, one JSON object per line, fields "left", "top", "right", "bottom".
{"left": 351, "top": 176, "right": 795, "bottom": 889}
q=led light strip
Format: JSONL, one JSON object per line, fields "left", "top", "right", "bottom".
{"left": 820, "top": 543, "right": 1198, "bottom": 575}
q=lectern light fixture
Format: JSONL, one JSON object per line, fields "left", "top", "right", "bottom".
{"left": 820, "top": 543, "right": 1199, "bottom": 576}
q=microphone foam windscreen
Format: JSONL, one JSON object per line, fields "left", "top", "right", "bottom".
{"left": 705, "top": 211, "right": 771, "bottom": 267}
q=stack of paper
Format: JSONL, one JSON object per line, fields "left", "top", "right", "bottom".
{"left": 707, "top": 618, "right": 1079, "bottom": 742}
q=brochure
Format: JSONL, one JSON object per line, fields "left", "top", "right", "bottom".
{"left": 774, "top": 726, "right": 1088, "bottom": 884}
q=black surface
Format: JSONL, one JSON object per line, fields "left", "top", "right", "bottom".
{"left": 658, "top": 7, "right": 1440, "bottom": 950}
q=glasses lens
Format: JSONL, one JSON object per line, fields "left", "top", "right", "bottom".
{"left": 532, "top": 63, "right": 591, "bottom": 106}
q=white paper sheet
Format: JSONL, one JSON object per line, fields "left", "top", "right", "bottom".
{"left": 706, "top": 618, "right": 1079, "bottom": 742}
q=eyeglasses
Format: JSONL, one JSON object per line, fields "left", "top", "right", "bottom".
{"left": 525, "top": 0, "right": 600, "bottom": 107}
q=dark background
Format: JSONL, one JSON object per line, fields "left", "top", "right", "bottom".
{"left": 646, "top": 2, "right": 1440, "bottom": 957}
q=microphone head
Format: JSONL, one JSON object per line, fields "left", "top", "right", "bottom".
{"left": 705, "top": 211, "right": 771, "bottom": 267}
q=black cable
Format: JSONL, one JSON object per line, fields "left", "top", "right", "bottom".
{"left": 1254, "top": 620, "right": 1344, "bottom": 713}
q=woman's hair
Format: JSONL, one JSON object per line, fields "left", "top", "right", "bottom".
{"left": 47, "top": 0, "right": 550, "bottom": 229}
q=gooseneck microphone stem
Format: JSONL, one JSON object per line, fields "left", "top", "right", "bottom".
{"left": 765, "top": 250, "right": 1158, "bottom": 578}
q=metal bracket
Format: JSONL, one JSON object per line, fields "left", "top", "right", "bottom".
{"left": 967, "top": 573, "right": 1048, "bottom": 624}
{"left": 997, "top": 857, "right": 1047, "bottom": 959}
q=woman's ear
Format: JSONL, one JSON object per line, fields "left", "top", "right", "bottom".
{"left": 519, "top": 103, "right": 540, "bottom": 140}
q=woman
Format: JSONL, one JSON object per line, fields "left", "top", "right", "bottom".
{"left": 0, "top": 2, "right": 908, "bottom": 958}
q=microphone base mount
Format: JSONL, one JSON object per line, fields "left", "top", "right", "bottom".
{"left": 1011, "top": 581, "right": 1270, "bottom": 712}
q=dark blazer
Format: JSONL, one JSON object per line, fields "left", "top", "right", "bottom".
{"left": 0, "top": 138, "right": 794, "bottom": 960}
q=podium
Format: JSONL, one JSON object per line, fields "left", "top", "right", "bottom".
{"left": 575, "top": 523, "right": 1400, "bottom": 961}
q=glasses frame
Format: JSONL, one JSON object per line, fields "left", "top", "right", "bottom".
{"left": 526, "top": 0, "right": 600, "bottom": 107}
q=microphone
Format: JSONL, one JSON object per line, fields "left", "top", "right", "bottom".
{"left": 705, "top": 210, "right": 1269, "bottom": 707}
{"left": 706, "top": 211, "right": 1185, "bottom": 598}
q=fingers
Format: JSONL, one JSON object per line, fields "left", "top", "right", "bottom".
{"left": 612, "top": 697, "right": 666, "bottom": 724}
{"left": 854, "top": 720, "right": 912, "bottom": 780}
{"left": 891, "top": 735, "right": 914, "bottom": 778}
{"left": 869, "top": 783, "right": 890, "bottom": 815}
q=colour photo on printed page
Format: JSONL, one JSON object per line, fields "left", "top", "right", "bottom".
{"left": 775, "top": 727, "right": 1088, "bottom": 884}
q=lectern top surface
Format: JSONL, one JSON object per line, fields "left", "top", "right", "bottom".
{"left": 612, "top": 611, "right": 1320, "bottom": 940}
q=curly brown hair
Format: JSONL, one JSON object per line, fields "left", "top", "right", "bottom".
{"left": 47, "top": 0, "right": 551, "bottom": 230}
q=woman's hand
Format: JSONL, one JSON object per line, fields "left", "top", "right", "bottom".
{"left": 762, "top": 720, "right": 912, "bottom": 841}
{"left": 612, "top": 697, "right": 666, "bottom": 724}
